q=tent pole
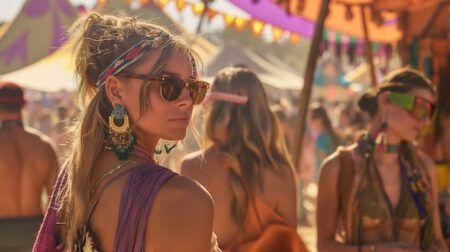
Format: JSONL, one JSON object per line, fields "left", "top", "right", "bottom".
{"left": 360, "top": 5, "right": 377, "bottom": 87}
{"left": 291, "top": 0, "right": 330, "bottom": 172}
{"left": 195, "top": 0, "right": 211, "bottom": 35}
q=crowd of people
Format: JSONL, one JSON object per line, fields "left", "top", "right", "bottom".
{"left": 0, "top": 11, "right": 449, "bottom": 252}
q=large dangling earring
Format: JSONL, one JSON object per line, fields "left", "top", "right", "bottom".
{"left": 154, "top": 140, "right": 177, "bottom": 155}
{"left": 109, "top": 104, "right": 136, "bottom": 160}
{"left": 375, "top": 111, "right": 388, "bottom": 152}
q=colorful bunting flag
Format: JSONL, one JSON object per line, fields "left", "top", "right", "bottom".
{"left": 235, "top": 17, "right": 248, "bottom": 32}
{"left": 192, "top": 2, "right": 205, "bottom": 15}
{"left": 272, "top": 26, "right": 284, "bottom": 42}
{"left": 176, "top": 0, "right": 186, "bottom": 11}
{"left": 223, "top": 13, "right": 236, "bottom": 28}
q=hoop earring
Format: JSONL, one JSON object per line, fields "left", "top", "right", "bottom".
{"left": 109, "top": 104, "right": 136, "bottom": 160}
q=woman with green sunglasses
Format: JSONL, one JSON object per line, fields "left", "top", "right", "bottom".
{"left": 316, "top": 68, "right": 447, "bottom": 252}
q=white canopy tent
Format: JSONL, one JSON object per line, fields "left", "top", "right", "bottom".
{"left": 205, "top": 45, "right": 304, "bottom": 91}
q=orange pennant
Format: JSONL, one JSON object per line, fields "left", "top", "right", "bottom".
{"left": 289, "top": 33, "right": 301, "bottom": 44}
{"left": 235, "top": 17, "right": 248, "bottom": 32}
{"left": 206, "top": 8, "right": 217, "bottom": 21}
{"left": 223, "top": 14, "right": 236, "bottom": 28}
{"left": 193, "top": 2, "right": 205, "bottom": 15}
{"left": 272, "top": 26, "right": 284, "bottom": 42}
{"left": 176, "top": 0, "right": 186, "bottom": 11}
{"left": 250, "top": 19, "right": 264, "bottom": 36}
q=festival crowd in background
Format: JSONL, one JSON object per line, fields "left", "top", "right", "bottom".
{"left": 0, "top": 7, "right": 449, "bottom": 252}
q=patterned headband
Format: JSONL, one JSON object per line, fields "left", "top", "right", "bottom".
{"left": 96, "top": 32, "right": 167, "bottom": 88}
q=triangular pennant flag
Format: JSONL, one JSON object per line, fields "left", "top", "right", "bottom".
{"left": 154, "top": 0, "right": 169, "bottom": 7}
{"left": 193, "top": 2, "right": 205, "bottom": 15}
{"left": 289, "top": 33, "right": 301, "bottom": 44}
{"left": 206, "top": 8, "right": 217, "bottom": 21}
{"left": 176, "top": 0, "right": 186, "bottom": 11}
{"left": 272, "top": 26, "right": 284, "bottom": 42}
{"left": 235, "top": 17, "right": 248, "bottom": 32}
{"left": 250, "top": 19, "right": 265, "bottom": 36}
{"left": 223, "top": 13, "right": 236, "bottom": 28}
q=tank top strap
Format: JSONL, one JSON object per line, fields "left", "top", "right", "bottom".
{"left": 113, "top": 164, "right": 177, "bottom": 252}
{"left": 85, "top": 161, "right": 140, "bottom": 225}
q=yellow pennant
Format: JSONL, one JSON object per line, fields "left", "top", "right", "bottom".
{"left": 193, "top": 2, "right": 205, "bottom": 15}
{"left": 235, "top": 17, "right": 248, "bottom": 32}
{"left": 250, "top": 19, "right": 264, "bottom": 36}
{"left": 272, "top": 26, "right": 284, "bottom": 42}
{"left": 176, "top": 0, "right": 186, "bottom": 11}
{"left": 223, "top": 14, "right": 236, "bottom": 28}
{"left": 154, "top": 0, "right": 169, "bottom": 7}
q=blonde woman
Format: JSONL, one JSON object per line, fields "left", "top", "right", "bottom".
{"left": 181, "top": 67, "right": 307, "bottom": 252}
{"left": 34, "top": 12, "right": 220, "bottom": 252}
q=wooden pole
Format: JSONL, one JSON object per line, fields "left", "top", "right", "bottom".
{"left": 195, "top": 0, "right": 210, "bottom": 35}
{"left": 360, "top": 5, "right": 377, "bottom": 87}
{"left": 291, "top": 0, "right": 330, "bottom": 171}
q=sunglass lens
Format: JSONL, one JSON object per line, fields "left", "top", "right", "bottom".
{"left": 161, "top": 76, "right": 184, "bottom": 101}
{"left": 189, "top": 81, "right": 208, "bottom": 105}
{"left": 412, "top": 98, "right": 434, "bottom": 120}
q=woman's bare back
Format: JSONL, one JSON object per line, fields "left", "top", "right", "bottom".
{"left": 180, "top": 146, "right": 297, "bottom": 247}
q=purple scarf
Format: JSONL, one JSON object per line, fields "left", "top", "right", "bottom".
{"left": 33, "top": 164, "right": 177, "bottom": 252}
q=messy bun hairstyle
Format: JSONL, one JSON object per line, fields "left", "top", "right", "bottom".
{"left": 57, "top": 12, "right": 202, "bottom": 250}
{"left": 358, "top": 67, "right": 435, "bottom": 118}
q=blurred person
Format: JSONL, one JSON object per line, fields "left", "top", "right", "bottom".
{"left": 335, "top": 103, "right": 355, "bottom": 145}
{"left": 34, "top": 12, "right": 220, "bottom": 252}
{"left": 308, "top": 102, "right": 340, "bottom": 182}
{"left": 0, "top": 82, "right": 59, "bottom": 252}
{"left": 181, "top": 67, "right": 308, "bottom": 252}
{"left": 317, "top": 68, "right": 447, "bottom": 251}
{"left": 271, "top": 103, "right": 292, "bottom": 149}
{"left": 420, "top": 67, "right": 450, "bottom": 245}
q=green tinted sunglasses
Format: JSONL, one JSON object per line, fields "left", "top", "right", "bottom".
{"left": 388, "top": 92, "right": 435, "bottom": 120}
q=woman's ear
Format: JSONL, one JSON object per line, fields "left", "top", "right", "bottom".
{"left": 105, "top": 76, "right": 125, "bottom": 105}
{"left": 377, "top": 91, "right": 390, "bottom": 112}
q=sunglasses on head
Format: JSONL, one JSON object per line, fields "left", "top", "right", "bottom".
{"left": 388, "top": 92, "right": 435, "bottom": 120}
{"left": 121, "top": 72, "right": 210, "bottom": 105}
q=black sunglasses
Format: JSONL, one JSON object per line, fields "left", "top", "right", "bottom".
{"left": 121, "top": 72, "right": 210, "bottom": 105}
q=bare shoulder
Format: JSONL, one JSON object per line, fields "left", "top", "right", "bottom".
{"left": 24, "top": 126, "right": 57, "bottom": 154}
{"left": 180, "top": 150, "right": 204, "bottom": 177}
{"left": 156, "top": 175, "right": 214, "bottom": 214}
{"left": 319, "top": 150, "right": 342, "bottom": 179}
{"left": 147, "top": 175, "right": 214, "bottom": 251}
{"left": 417, "top": 150, "right": 435, "bottom": 168}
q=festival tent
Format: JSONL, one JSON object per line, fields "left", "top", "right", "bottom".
{"left": 0, "top": 41, "right": 76, "bottom": 92}
{"left": 0, "top": 0, "right": 218, "bottom": 92}
{"left": 0, "top": 0, "right": 77, "bottom": 75}
{"left": 205, "top": 45, "right": 304, "bottom": 91}
{"left": 95, "top": 0, "right": 218, "bottom": 63}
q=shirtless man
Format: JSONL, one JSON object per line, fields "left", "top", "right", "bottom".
{"left": 0, "top": 82, "right": 59, "bottom": 251}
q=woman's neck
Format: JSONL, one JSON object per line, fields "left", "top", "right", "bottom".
{"left": 134, "top": 128, "right": 158, "bottom": 153}
{"left": 369, "top": 124, "right": 402, "bottom": 166}
{"left": 0, "top": 112, "right": 21, "bottom": 122}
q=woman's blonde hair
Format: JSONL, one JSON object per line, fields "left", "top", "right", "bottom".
{"left": 57, "top": 12, "right": 202, "bottom": 250}
{"left": 205, "top": 67, "right": 294, "bottom": 225}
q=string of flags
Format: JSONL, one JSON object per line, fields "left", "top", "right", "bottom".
{"left": 131, "top": 0, "right": 394, "bottom": 63}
